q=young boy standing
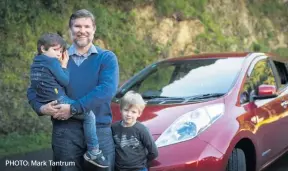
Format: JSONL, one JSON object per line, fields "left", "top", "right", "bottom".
{"left": 112, "top": 91, "right": 158, "bottom": 171}
{"left": 29, "top": 33, "right": 109, "bottom": 168}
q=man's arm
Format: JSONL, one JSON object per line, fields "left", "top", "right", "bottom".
{"left": 72, "top": 51, "right": 119, "bottom": 114}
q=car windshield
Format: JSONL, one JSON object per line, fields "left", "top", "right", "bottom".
{"left": 117, "top": 57, "right": 245, "bottom": 100}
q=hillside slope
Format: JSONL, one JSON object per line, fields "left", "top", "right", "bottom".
{"left": 0, "top": 0, "right": 287, "bottom": 134}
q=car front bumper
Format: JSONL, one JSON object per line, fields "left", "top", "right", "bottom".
{"left": 149, "top": 136, "right": 225, "bottom": 171}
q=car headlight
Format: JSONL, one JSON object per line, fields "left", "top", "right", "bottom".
{"left": 155, "top": 103, "right": 224, "bottom": 147}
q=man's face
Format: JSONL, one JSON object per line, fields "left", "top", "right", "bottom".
{"left": 121, "top": 105, "right": 142, "bottom": 127}
{"left": 70, "top": 17, "right": 96, "bottom": 48}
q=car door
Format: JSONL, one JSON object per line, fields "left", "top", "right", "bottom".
{"left": 269, "top": 58, "right": 288, "bottom": 149}
{"left": 239, "top": 57, "right": 283, "bottom": 164}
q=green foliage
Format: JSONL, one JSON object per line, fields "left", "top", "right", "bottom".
{"left": 0, "top": 0, "right": 72, "bottom": 135}
{"left": 98, "top": 0, "right": 152, "bottom": 11}
{"left": 0, "top": 0, "right": 158, "bottom": 136}
{"left": 273, "top": 48, "right": 288, "bottom": 57}
{"left": 247, "top": 0, "right": 288, "bottom": 28}
{"left": 154, "top": 0, "right": 207, "bottom": 19}
{"left": 0, "top": 131, "right": 51, "bottom": 158}
{"left": 251, "top": 42, "right": 270, "bottom": 53}
{"left": 194, "top": 0, "right": 287, "bottom": 53}
{"left": 89, "top": 3, "right": 158, "bottom": 80}
{"left": 195, "top": 13, "right": 242, "bottom": 52}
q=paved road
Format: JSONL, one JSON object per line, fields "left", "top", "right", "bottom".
{"left": 0, "top": 149, "right": 287, "bottom": 171}
{"left": 264, "top": 153, "right": 288, "bottom": 171}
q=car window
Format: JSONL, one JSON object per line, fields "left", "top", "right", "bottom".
{"left": 122, "top": 57, "right": 245, "bottom": 99}
{"left": 272, "top": 60, "right": 288, "bottom": 90}
{"left": 138, "top": 65, "right": 175, "bottom": 94}
{"left": 240, "top": 59, "right": 276, "bottom": 104}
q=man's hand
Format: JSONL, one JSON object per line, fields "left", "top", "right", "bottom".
{"left": 53, "top": 104, "right": 71, "bottom": 120}
{"left": 40, "top": 100, "right": 59, "bottom": 116}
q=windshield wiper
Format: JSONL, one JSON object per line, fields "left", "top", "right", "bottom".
{"left": 142, "top": 95, "right": 184, "bottom": 100}
{"left": 186, "top": 93, "right": 225, "bottom": 101}
{"left": 142, "top": 93, "right": 224, "bottom": 101}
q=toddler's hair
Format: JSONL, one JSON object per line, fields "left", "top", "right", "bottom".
{"left": 37, "top": 33, "right": 67, "bottom": 55}
{"left": 120, "top": 91, "right": 146, "bottom": 113}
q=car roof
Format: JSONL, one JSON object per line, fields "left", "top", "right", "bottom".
{"left": 265, "top": 52, "right": 288, "bottom": 63}
{"left": 164, "top": 52, "right": 288, "bottom": 63}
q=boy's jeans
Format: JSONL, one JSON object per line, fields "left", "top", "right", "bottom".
{"left": 58, "top": 95, "right": 99, "bottom": 151}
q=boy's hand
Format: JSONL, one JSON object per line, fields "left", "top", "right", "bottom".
{"left": 60, "top": 50, "right": 69, "bottom": 68}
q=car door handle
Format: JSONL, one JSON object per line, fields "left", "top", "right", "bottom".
{"left": 281, "top": 101, "right": 288, "bottom": 108}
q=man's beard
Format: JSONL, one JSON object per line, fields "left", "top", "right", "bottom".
{"left": 70, "top": 30, "right": 94, "bottom": 47}
{"left": 74, "top": 37, "right": 92, "bottom": 47}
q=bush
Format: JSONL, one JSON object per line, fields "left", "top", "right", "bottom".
{"left": 251, "top": 42, "right": 270, "bottom": 52}
{"left": 154, "top": 0, "right": 207, "bottom": 19}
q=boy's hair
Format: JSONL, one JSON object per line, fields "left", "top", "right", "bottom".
{"left": 37, "top": 33, "right": 67, "bottom": 55}
{"left": 120, "top": 91, "right": 146, "bottom": 113}
{"left": 69, "top": 9, "right": 96, "bottom": 28}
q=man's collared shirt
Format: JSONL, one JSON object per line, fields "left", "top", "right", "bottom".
{"left": 68, "top": 44, "right": 98, "bottom": 66}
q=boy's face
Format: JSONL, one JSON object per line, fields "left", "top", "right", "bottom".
{"left": 121, "top": 105, "right": 142, "bottom": 127}
{"left": 42, "top": 44, "right": 63, "bottom": 60}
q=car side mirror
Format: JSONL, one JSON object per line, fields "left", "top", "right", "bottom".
{"left": 253, "top": 84, "right": 277, "bottom": 100}
{"left": 240, "top": 91, "right": 249, "bottom": 104}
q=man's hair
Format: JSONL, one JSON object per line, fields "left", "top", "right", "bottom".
{"left": 69, "top": 9, "right": 96, "bottom": 28}
{"left": 37, "top": 33, "right": 67, "bottom": 55}
{"left": 120, "top": 91, "right": 146, "bottom": 113}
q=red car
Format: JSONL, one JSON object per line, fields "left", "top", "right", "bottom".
{"left": 111, "top": 52, "right": 288, "bottom": 171}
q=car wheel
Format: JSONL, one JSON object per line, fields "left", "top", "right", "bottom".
{"left": 226, "top": 148, "right": 246, "bottom": 171}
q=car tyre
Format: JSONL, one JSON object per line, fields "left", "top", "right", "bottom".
{"left": 226, "top": 148, "right": 246, "bottom": 171}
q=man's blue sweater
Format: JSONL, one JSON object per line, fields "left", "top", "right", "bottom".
{"left": 27, "top": 46, "right": 119, "bottom": 128}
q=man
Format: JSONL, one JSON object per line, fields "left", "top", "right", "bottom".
{"left": 27, "top": 9, "right": 119, "bottom": 171}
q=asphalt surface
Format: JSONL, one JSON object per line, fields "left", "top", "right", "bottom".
{"left": 0, "top": 148, "right": 287, "bottom": 171}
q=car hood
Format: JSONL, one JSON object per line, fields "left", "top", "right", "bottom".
{"left": 111, "top": 98, "right": 225, "bottom": 136}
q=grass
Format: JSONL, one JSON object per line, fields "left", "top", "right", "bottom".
{"left": 0, "top": 132, "right": 51, "bottom": 159}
